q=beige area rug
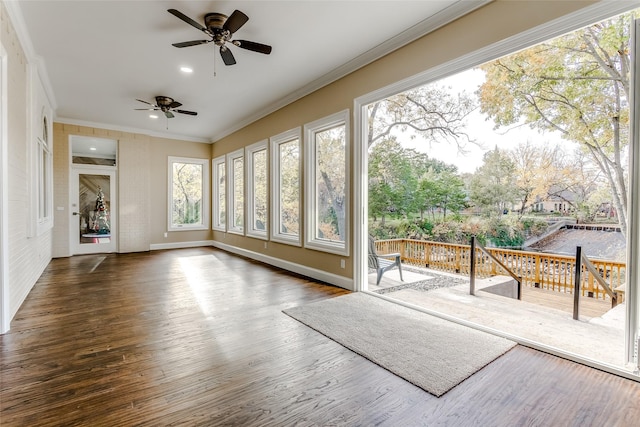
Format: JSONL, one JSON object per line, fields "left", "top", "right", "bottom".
{"left": 283, "top": 292, "right": 516, "bottom": 397}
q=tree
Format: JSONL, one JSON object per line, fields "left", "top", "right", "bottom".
{"left": 368, "top": 138, "right": 415, "bottom": 224}
{"left": 478, "top": 11, "right": 632, "bottom": 234}
{"left": 172, "top": 162, "right": 203, "bottom": 225}
{"left": 507, "top": 141, "right": 569, "bottom": 214}
{"left": 546, "top": 148, "right": 604, "bottom": 216}
{"left": 279, "top": 140, "right": 300, "bottom": 234}
{"left": 368, "top": 83, "right": 477, "bottom": 150}
{"left": 437, "top": 169, "right": 467, "bottom": 218}
{"left": 316, "top": 125, "right": 347, "bottom": 241}
{"left": 468, "top": 147, "right": 519, "bottom": 215}
{"left": 365, "top": 82, "right": 477, "bottom": 229}
{"left": 416, "top": 167, "right": 466, "bottom": 219}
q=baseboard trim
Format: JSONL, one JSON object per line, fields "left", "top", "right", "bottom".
{"left": 211, "top": 241, "right": 354, "bottom": 291}
{"left": 150, "top": 240, "right": 215, "bottom": 251}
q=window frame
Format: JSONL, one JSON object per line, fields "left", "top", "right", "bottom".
{"left": 212, "top": 155, "right": 226, "bottom": 232}
{"left": 245, "top": 139, "right": 269, "bottom": 240}
{"left": 35, "top": 112, "right": 53, "bottom": 235}
{"left": 270, "top": 128, "right": 302, "bottom": 246}
{"left": 226, "top": 149, "right": 245, "bottom": 235}
{"left": 167, "top": 156, "right": 209, "bottom": 232}
{"left": 304, "top": 110, "right": 350, "bottom": 255}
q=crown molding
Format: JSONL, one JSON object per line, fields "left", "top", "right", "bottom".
{"left": 4, "top": 1, "right": 58, "bottom": 110}
{"left": 55, "top": 117, "right": 210, "bottom": 144}
{"left": 209, "top": 0, "right": 491, "bottom": 142}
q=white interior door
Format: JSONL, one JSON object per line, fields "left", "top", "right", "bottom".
{"left": 70, "top": 167, "right": 117, "bottom": 255}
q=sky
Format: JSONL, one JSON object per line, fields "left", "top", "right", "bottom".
{"left": 396, "top": 68, "right": 572, "bottom": 174}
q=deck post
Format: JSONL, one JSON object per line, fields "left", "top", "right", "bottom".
{"left": 573, "top": 246, "right": 582, "bottom": 320}
{"left": 470, "top": 236, "right": 476, "bottom": 296}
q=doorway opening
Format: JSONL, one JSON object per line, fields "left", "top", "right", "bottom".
{"left": 355, "top": 4, "right": 639, "bottom": 376}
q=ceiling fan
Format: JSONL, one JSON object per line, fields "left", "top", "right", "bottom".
{"left": 135, "top": 96, "right": 197, "bottom": 119}
{"left": 167, "top": 8, "right": 272, "bottom": 66}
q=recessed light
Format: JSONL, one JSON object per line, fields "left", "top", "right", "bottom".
{"left": 150, "top": 114, "right": 158, "bottom": 119}
{"left": 180, "top": 66, "right": 193, "bottom": 73}
{"left": 89, "top": 147, "right": 97, "bottom": 151}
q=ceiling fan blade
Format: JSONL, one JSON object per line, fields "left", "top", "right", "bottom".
{"left": 134, "top": 108, "right": 159, "bottom": 111}
{"left": 234, "top": 40, "right": 272, "bottom": 55}
{"left": 223, "top": 10, "right": 249, "bottom": 34}
{"left": 220, "top": 46, "right": 236, "bottom": 66}
{"left": 136, "top": 99, "right": 154, "bottom": 106}
{"left": 172, "top": 40, "right": 211, "bottom": 48}
{"left": 175, "top": 109, "right": 198, "bottom": 116}
{"left": 169, "top": 101, "right": 183, "bottom": 109}
{"left": 167, "top": 9, "right": 208, "bottom": 33}
{"left": 165, "top": 111, "right": 175, "bottom": 119}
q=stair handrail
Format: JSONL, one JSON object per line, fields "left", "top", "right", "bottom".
{"left": 573, "top": 245, "right": 618, "bottom": 320}
{"left": 469, "top": 236, "right": 522, "bottom": 300}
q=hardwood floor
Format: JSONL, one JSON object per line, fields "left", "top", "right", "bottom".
{"left": 1, "top": 247, "right": 639, "bottom": 426}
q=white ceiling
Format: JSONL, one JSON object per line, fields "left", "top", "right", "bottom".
{"left": 12, "top": 1, "right": 486, "bottom": 143}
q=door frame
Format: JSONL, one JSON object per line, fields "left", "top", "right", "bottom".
{"left": 69, "top": 165, "right": 117, "bottom": 255}
{"left": 354, "top": 1, "right": 640, "bottom": 373}
{"left": 626, "top": 19, "right": 640, "bottom": 370}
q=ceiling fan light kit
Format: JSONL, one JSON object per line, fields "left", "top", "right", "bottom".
{"left": 135, "top": 96, "right": 197, "bottom": 119}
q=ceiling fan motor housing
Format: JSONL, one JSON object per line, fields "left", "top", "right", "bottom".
{"left": 205, "top": 13, "right": 231, "bottom": 45}
{"left": 205, "top": 13, "right": 227, "bottom": 29}
{"left": 155, "top": 96, "right": 175, "bottom": 109}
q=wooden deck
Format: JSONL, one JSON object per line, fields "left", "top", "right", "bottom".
{"left": 2, "top": 247, "right": 640, "bottom": 426}
{"left": 522, "top": 285, "right": 611, "bottom": 318}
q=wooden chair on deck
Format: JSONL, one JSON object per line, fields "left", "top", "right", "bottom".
{"left": 368, "top": 236, "right": 404, "bottom": 286}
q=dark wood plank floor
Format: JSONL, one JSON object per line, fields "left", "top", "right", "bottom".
{"left": 1, "top": 247, "right": 639, "bottom": 426}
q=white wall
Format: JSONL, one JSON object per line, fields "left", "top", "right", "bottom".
{"left": 117, "top": 137, "right": 151, "bottom": 253}
{"left": 1, "top": 1, "right": 53, "bottom": 330}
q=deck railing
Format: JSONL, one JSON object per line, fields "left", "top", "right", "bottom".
{"left": 374, "top": 238, "right": 626, "bottom": 302}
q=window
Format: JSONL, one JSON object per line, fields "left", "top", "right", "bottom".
{"left": 304, "top": 110, "right": 349, "bottom": 255}
{"left": 227, "top": 149, "right": 244, "bottom": 235}
{"left": 212, "top": 156, "right": 226, "bottom": 231}
{"left": 35, "top": 113, "right": 53, "bottom": 235}
{"left": 246, "top": 140, "right": 268, "bottom": 239}
{"left": 168, "top": 157, "right": 209, "bottom": 231}
{"left": 270, "top": 128, "right": 301, "bottom": 246}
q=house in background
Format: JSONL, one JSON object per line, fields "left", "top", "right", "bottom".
{"left": 2, "top": 0, "right": 639, "bottom": 374}
{"left": 530, "top": 191, "right": 577, "bottom": 215}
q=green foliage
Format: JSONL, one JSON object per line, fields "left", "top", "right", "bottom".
{"left": 369, "top": 214, "right": 535, "bottom": 249}
{"left": 485, "top": 216, "right": 525, "bottom": 248}
{"left": 520, "top": 216, "right": 548, "bottom": 237}
{"left": 172, "top": 162, "right": 203, "bottom": 225}
{"left": 478, "top": 11, "right": 631, "bottom": 235}
{"left": 468, "top": 147, "right": 519, "bottom": 215}
{"left": 368, "top": 138, "right": 466, "bottom": 223}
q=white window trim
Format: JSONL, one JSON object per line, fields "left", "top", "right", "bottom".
{"left": 304, "top": 110, "right": 350, "bottom": 255}
{"left": 212, "top": 155, "right": 226, "bottom": 232}
{"left": 167, "top": 156, "right": 209, "bottom": 232}
{"left": 226, "top": 149, "right": 245, "bottom": 235}
{"left": 270, "top": 128, "right": 302, "bottom": 246}
{"left": 28, "top": 67, "right": 54, "bottom": 237}
{"left": 246, "top": 139, "right": 268, "bottom": 240}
